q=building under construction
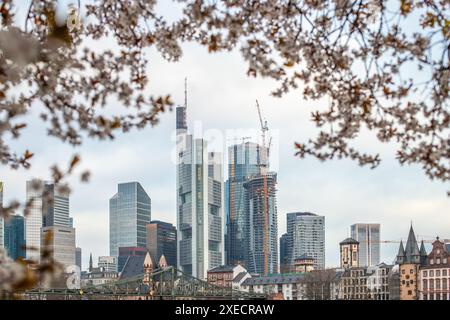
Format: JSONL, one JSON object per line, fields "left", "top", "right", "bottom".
{"left": 244, "top": 171, "right": 278, "bottom": 275}
{"left": 226, "top": 142, "right": 266, "bottom": 267}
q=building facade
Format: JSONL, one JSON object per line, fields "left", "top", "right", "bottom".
{"left": 146, "top": 220, "right": 177, "bottom": 267}
{"left": 351, "top": 223, "right": 380, "bottom": 267}
{"left": 244, "top": 172, "right": 278, "bottom": 275}
{"left": 176, "top": 100, "right": 224, "bottom": 279}
{"left": 340, "top": 238, "right": 359, "bottom": 269}
{"left": 75, "top": 247, "right": 82, "bottom": 271}
{"left": 25, "top": 181, "right": 72, "bottom": 262}
{"left": 419, "top": 238, "right": 450, "bottom": 300}
{"left": 395, "top": 225, "right": 427, "bottom": 300}
{"left": 226, "top": 142, "right": 265, "bottom": 267}
{"left": 41, "top": 225, "right": 76, "bottom": 270}
{"left": 98, "top": 256, "right": 118, "bottom": 272}
{"left": 338, "top": 264, "right": 394, "bottom": 300}
{"left": 287, "top": 212, "right": 325, "bottom": 270}
{"left": 240, "top": 274, "right": 307, "bottom": 300}
{"left": 42, "top": 183, "right": 70, "bottom": 228}
{"left": 4, "top": 215, "right": 26, "bottom": 260}
{"left": 117, "top": 246, "right": 147, "bottom": 273}
{"left": 294, "top": 254, "right": 316, "bottom": 273}
{"left": 109, "top": 182, "right": 151, "bottom": 257}
{"left": 279, "top": 233, "right": 289, "bottom": 273}
{"left": 81, "top": 268, "right": 119, "bottom": 287}
{"left": 207, "top": 264, "right": 250, "bottom": 289}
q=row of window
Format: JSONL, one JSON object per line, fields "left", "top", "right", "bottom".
{"left": 422, "top": 278, "right": 449, "bottom": 290}
{"left": 422, "top": 293, "right": 450, "bottom": 300}
{"left": 422, "top": 269, "right": 449, "bottom": 277}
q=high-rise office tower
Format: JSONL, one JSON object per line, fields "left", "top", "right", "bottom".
{"left": 286, "top": 212, "right": 325, "bottom": 269}
{"left": 41, "top": 225, "right": 75, "bottom": 269}
{"left": 279, "top": 233, "right": 289, "bottom": 273}
{"left": 4, "top": 215, "right": 26, "bottom": 260}
{"left": 109, "top": 182, "right": 151, "bottom": 257}
{"left": 350, "top": 223, "right": 380, "bottom": 267}
{"left": 117, "top": 246, "right": 147, "bottom": 273}
{"left": 244, "top": 172, "right": 278, "bottom": 275}
{"left": 146, "top": 220, "right": 177, "bottom": 267}
{"left": 226, "top": 142, "right": 266, "bottom": 267}
{"left": 0, "top": 182, "right": 4, "bottom": 250}
{"left": 25, "top": 180, "right": 73, "bottom": 262}
{"left": 176, "top": 82, "right": 224, "bottom": 279}
{"left": 75, "top": 247, "right": 82, "bottom": 270}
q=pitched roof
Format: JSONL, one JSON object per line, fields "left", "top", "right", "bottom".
{"left": 233, "top": 271, "right": 248, "bottom": 283}
{"left": 420, "top": 240, "right": 427, "bottom": 256}
{"left": 295, "top": 253, "right": 316, "bottom": 261}
{"left": 241, "top": 274, "right": 305, "bottom": 286}
{"left": 404, "top": 225, "right": 420, "bottom": 259}
{"left": 208, "top": 265, "right": 235, "bottom": 273}
{"left": 397, "top": 240, "right": 405, "bottom": 257}
{"left": 120, "top": 255, "right": 145, "bottom": 279}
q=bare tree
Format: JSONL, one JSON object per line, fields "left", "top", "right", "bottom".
{"left": 303, "top": 269, "right": 338, "bottom": 300}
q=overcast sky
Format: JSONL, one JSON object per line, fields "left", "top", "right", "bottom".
{"left": 2, "top": 1, "right": 449, "bottom": 271}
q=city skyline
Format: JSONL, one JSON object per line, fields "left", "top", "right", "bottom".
{"left": 0, "top": 52, "right": 448, "bottom": 271}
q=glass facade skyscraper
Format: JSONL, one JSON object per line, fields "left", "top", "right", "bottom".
{"left": 226, "top": 142, "right": 266, "bottom": 267}
{"left": 109, "top": 182, "right": 151, "bottom": 257}
{"left": 146, "top": 220, "right": 177, "bottom": 267}
{"left": 4, "top": 215, "right": 26, "bottom": 260}
{"left": 286, "top": 212, "right": 325, "bottom": 269}
{"left": 176, "top": 101, "right": 224, "bottom": 280}
{"left": 351, "top": 223, "right": 380, "bottom": 267}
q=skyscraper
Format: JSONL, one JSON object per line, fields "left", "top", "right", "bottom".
{"left": 244, "top": 172, "right": 278, "bottom": 275}
{"left": 4, "top": 215, "right": 26, "bottom": 260}
{"left": 350, "top": 223, "right": 380, "bottom": 267}
{"left": 117, "top": 246, "right": 147, "bottom": 273}
{"left": 226, "top": 142, "right": 265, "bottom": 267}
{"left": 176, "top": 82, "right": 224, "bottom": 279}
{"left": 286, "top": 212, "right": 325, "bottom": 270}
{"left": 109, "top": 182, "right": 151, "bottom": 257}
{"left": 42, "top": 183, "right": 70, "bottom": 227}
{"left": 75, "top": 247, "right": 82, "bottom": 270}
{"left": 41, "top": 225, "right": 75, "bottom": 269}
{"left": 146, "top": 220, "right": 177, "bottom": 267}
{"left": 279, "top": 233, "right": 289, "bottom": 273}
{"left": 25, "top": 180, "right": 73, "bottom": 262}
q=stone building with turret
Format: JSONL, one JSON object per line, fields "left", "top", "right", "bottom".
{"left": 395, "top": 225, "right": 427, "bottom": 300}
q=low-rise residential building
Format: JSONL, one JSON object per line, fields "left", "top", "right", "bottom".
{"left": 419, "top": 237, "right": 450, "bottom": 300}
{"left": 81, "top": 268, "right": 119, "bottom": 287}
{"left": 207, "top": 264, "right": 250, "bottom": 289}
{"left": 240, "top": 274, "right": 307, "bottom": 300}
{"left": 98, "top": 256, "right": 118, "bottom": 272}
{"left": 338, "top": 263, "right": 394, "bottom": 300}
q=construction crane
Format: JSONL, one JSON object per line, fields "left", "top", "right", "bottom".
{"left": 255, "top": 99, "right": 270, "bottom": 275}
{"left": 359, "top": 238, "right": 450, "bottom": 244}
